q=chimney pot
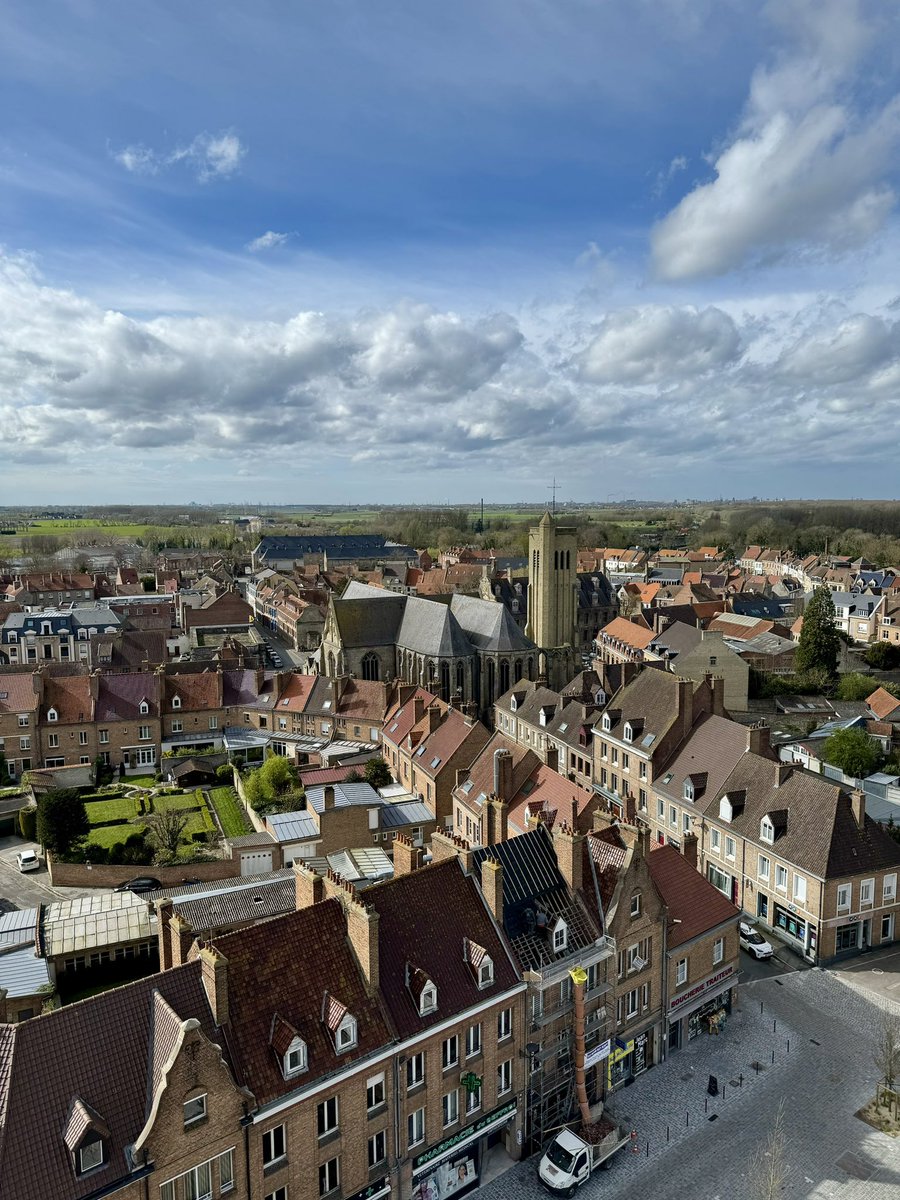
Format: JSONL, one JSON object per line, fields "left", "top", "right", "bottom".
{"left": 481, "top": 857, "right": 504, "bottom": 922}
{"left": 199, "top": 946, "right": 229, "bottom": 1027}
{"left": 850, "top": 789, "right": 866, "bottom": 828}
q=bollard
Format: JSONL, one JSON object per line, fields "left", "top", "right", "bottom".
{"left": 686, "top": 1111, "right": 690, "bottom": 1127}
{"left": 704, "top": 1098, "right": 708, "bottom": 1113}
{"left": 771, "top": 1049, "right": 775, "bottom": 1064}
{"left": 722, "top": 1086, "right": 726, "bottom": 1101}
{"left": 646, "top": 1141, "right": 649, "bottom": 1158}
{"left": 754, "top": 1061, "right": 759, "bottom": 1075}
{"left": 773, "top": 1019, "right": 777, "bottom": 1034}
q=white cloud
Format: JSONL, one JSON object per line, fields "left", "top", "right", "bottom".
{"left": 652, "top": 154, "right": 688, "bottom": 198}
{"left": 651, "top": 0, "right": 900, "bottom": 280}
{"left": 246, "top": 231, "right": 290, "bottom": 253}
{"left": 113, "top": 129, "right": 246, "bottom": 183}
{"left": 577, "top": 305, "right": 741, "bottom": 385}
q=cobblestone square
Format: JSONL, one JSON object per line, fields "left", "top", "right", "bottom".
{"left": 480, "top": 970, "right": 900, "bottom": 1200}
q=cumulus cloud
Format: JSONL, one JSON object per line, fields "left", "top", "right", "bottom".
{"left": 246, "top": 230, "right": 290, "bottom": 252}
{"left": 114, "top": 129, "right": 246, "bottom": 182}
{"left": 651, "top": 0, "right": 900, "bottom": 280}
{"left": 3, "top": 252, "right": 900, "bottom": 487}
{"left": 576, "top": 305, "right": 741, "bottom": 385}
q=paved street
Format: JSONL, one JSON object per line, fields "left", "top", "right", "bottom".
{"left": 480, "top": 969, "right": 900, "bottom": 1200}
{"left": 0, "top": 836, "right": 102, "bottom": 906}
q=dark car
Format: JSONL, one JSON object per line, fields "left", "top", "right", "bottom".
{"left": 114, "top": 876, "right": 163, "bottom": 894}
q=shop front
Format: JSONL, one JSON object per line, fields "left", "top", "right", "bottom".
{"left": 410, "top": 1100, "right": 517, "bottom": 1200}
{"left": 772, "top": 903, "right": 817, "bottom": 960}
{"left": 606, "top": 1029, "right": 652, "bottom": 1090}
{"left": 347, "top": 1177, "right": 392, "bottom": 1200}
{"left": 667, "top": 964, "right": 735, "bottom": 1050}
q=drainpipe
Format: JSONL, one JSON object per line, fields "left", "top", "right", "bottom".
{"left": 569, "top": 967, "right": 592, "bottom": 1128}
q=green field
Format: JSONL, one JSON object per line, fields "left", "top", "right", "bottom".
{"left": 208, "top": 786, "right": 252, "bottom": 838}
{"left": 82, "top": 788, "right": 216, "bottom": 855}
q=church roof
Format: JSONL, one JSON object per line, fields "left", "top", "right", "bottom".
{"left": 450, "top": 593, "right": 535, "bottom": 652}
{"left": 398, "top": 596, "right": 472, "bottom": 657}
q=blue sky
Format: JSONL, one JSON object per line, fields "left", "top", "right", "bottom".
{"left": 3, "top": 0, "right": 900, "bottom": 504}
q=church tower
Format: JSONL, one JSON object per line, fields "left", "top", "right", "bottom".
{"left": 526, "top": 511, "right": 578, "bottom": 651}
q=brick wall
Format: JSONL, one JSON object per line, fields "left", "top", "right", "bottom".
{"left": 47, "top": 855, "right": 240, "bottom": 889}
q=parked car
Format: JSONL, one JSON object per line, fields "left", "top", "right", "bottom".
{"left": 739, "top": 920, "right": 774, "bottom": 960}
{"left": 15, "top": 850, "right": 40, "bottom": 873}
{"left": 114, "top": 876, "right": 162, "bottom": 894}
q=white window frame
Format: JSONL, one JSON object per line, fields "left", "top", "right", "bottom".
{"left": 442, "top": 1089, "right": 459, "bottom": 1128}
{"left": 408, "top": 1107, "right": 425, "bottom": 1149}
{"left": 366, "top": 1073, "right": 386, "bottom": 1112}
{"left": 419, "top": 983, "right": 437, "bottom": 1015}
{"left": 442, "top": 1034, "right": 459, "bottom": 1071}
{"left": 319, "top": 1156, "right": 340, "bottom": 1197}
{"left": 676, "top": 958, "right": 688, "bottom": 987}
{"left": 367, "top": 1129, "right": 387, "bottom": 1169}
{"left": 860, "top": 878, "right": 874, "bottom": 907}
{"left": 262, "top": 1124, "right": 286, "bottom": 1168}
{"left": 793, "top": 875, "right": 807, "bottom": 905}
{"left": 465, "top": 1023, "right": 482, "bottom": 1059}
{"left": 775, "top": 864, "right": 788, "bottom": 893}
{"left": 758, "top": 854, "right": 770, "bottom": 882}
{"left": 183, "top": 1093, "right": 207, "bottom": 1127}
{"left": 498, "top": 1058, "right": 512, "bottom": 1096}
{"left": 406, "top": 1052, "right": 424, "bottom": 1090}
{"left": 498, "top": 1007, "right": 512, "bottom": 1041}
{"left": 884, "top": 874, "right": 897, "bottom": 903}
{"left": 713, "top": 937, "right": 724, "bottom": 965}
{"left": 837, "top": 883, "right": 851, "bottom": 913}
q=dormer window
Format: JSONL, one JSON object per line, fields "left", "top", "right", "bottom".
{"left": 510, "top": 696, "right": 518, "bottom": 712}
{"left": 683, "top": 780, "right": 694, "bottom": 802}
{"left": 47, "top": 708, "right": 58, "bottom": 722}
{"left": 336, "top": 1014, "right": 357, "bottom": 1051}
{"left": 602, "top": 713, "right": 611, "bottom": 732}
{"left": 420, "top": 983, "right": 438, "bottom": 1015}
{"left": 552, "top": 918, "right": 568, "bottom": 953}
{"left": 78, "top": 1135, "right": 104, "bottom": 1175}
{"left": 623, "top": 722, "right": 634, "bottom": 743}
{"left": 172, "top": 695, "right": 181, "bottom": 710}
{"left": 595, "top": 689, "right": 606, "bottom": 706}
{"left": 285, "top": 1037, "right": 308, "bottom": 1077}
{"left": 760, "top": 816, "right": 775, "bottom": 844}
{"left": 719, "top": 796, "right": 732, "bottom": 823}
{"left": 478, "top": 957, "right": 494, "bottom": 988}
{"left": 139, "top": 700, "right": 149, "bottom": 715}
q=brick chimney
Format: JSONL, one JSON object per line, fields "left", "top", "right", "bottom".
{"left": 393, "top": 833, "right": 423, "bottom": 876}
{"left": 426, "top": 703, "right": 442, "bottom": 734}
{"left": 492, "top": 747, "right": 514, "bottom": 802}
{"left": 323, "top": 785, "right": 336, "bottom": 810}
{"left": 676, "top": 676, "right": 694, "bottom": 744}
{"left": 294, "top": 862, "right": 324, "bottom": 909}
{"left": 89, "top": 670, "right": 101, "bottom": 701}
{"left": 0, "top": 987, "right": 7, "bottom": 1024}
{"left": 552, "top": 822, "right": 584, "bottom": 892}
{"left": 345, "top": 897, "right": 379, "bottom": 995}
{"left": 169, "top": 914, "right": 195, "bottom": 966}
{"left": 850, "top": 789, "right": 866, "bottom": 828}
{"left": 746, "top": 722, "right": 771, "bottom": 757}
{"left": 481, "top": 857, "right": 504, "bottom": 922}
{"left": 486, "top": 798, "right": 509, "bottom": 846}
{"left": 774, "top": 762, "right": 791, "bottom": 788}
{"left": 199, "top": 945, "right": 229, "bottom": 1027}
{"left": 706, "top": 674, "right": 726, "bottom": 717}
{"left": 32, "top": 671, "right": 43, "bottom": 704}
{"left": 155, "top": 898, "right": 174, "bottom": 970}
{"left": 413, "top": 696, "right": 426, "bottom": 724}
{"left": 546, "top": 744, "right": 559, "bottom": 773}
{"left": 682, "top": 832, "right": 698, "bottom": 869}
{"left": 430, "top": 829, "right": 475, "bottom": 874}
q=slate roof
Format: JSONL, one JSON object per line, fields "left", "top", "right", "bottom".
{"left": 256, "top": 535, "right": 413, "bottom": 560}
{"left": 210, "top": 900, "right": 393, "bottom": 1105}
{"left": 41, "top": 674, "right": 94, "bottom": 724}
{"left": 653, "top": 715, "right": 759, "bottom": 805}
{"left": 471, "top": 826, "right": 600, "bottom": 969}
{"left": 449, "top": 593, "right": 535, "bottom": 651}
{"left": 95, "top": 672, "right": 159, "bottom": 721}
{"left": 647, "top": 844, "right": 740, "bottom": 948}
{"left": 398, "top": 595, "right": 472, "bottom": 657}
{"left": 0, "top": 963, "right": 224, "bottom": 1200}
{"left": 597, "top": 669, "right": 692, "bottom": 750}
{"left": 333, "top": 593, "right": 406, "bottom": 648}
{"left": 168, "top": 874, "right": 297, "bottom": 933}
{"left": 366, "top": 857, "right": 520, "bottom": 1038}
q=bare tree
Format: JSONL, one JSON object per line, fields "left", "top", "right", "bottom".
{"left": 874, "top": 1013, "right": 900, "bottom": 1092}
{"left": 748, "top": 1100, "right": 787, "bottom": 1200}
{"left": 145, "top": 808, "right": 189, "bottom": 859}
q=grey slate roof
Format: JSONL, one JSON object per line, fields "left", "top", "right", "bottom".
{"left": 380, "top": 799, "right": 433, "bottom": 828}
{"left": 334, "top": 591, "right": 405, "bottom": 647}
{"left": 0, "top": 946, "right": 52, "bottom": 999}
{"left": 305, "top": 781, "right": 382, "bottom": 811}
{"left": 450, "top": 593, "right": 535, "bottom": 651}
{"left": 266, "top": 810, "right": 319, "bottom": 842}
{"left": 0, "top": 907, "right": 38, "bottom": 952}
{"left": 399, "top": 595, "right": 472, "bottom": 656}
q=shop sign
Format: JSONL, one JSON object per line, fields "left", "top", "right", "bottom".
{"left": 584, "top": 1039, "right": 612, "bottom": 1069}
{"left": 413, "top": 1100, "right": 517, "bottom": 1172}
{"left": 346, "top": 1178, "right": 390, "bottom": 1200}
{"left": 669, "top": 964, "right": 734, "bottom": 1014}
{"left": 609, "top": 1038, "right": 633, "bottom": 1065}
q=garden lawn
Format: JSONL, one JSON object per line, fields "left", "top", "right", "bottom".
{"left": 208, "top": 786, "right": 251, "bottom": 838}
{"left": 87, "top": 821, "right": 146, "bottom": 849}
{"left": 125, "top": 775, "right": 157, "bottom": 788}
{"left": 86, "top": 796, "right": 139, "bottom": 824}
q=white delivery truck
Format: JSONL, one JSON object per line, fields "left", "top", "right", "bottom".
{"left": 538, "top": 1122, "right": 631, "bottom": 1195}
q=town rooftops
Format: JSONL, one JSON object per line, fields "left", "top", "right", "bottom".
{"left": 0, "top": 674, "right": 39, "bottom": 714}
{"left": 599, "top": 616, "right": 657, "bottom": 651}
{"left": 41, "top": 891, "right": 154, "bottom": 958}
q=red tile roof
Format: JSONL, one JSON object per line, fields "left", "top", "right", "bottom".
{"left": 599, "top": 617, "right": 656, "bottom": 650}
{"left": 647, "top": 844, "right": 740, "bottom": 947}
{"left": 866, "top": 686, "right": 900, "bottom": 721}
{"left": 0, "top": 674, "right": 39, "bottom": 715}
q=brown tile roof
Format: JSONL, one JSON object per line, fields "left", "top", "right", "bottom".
{"left": 366, "top": 858, "right": 520, "bottom": 1039}
{"left": 274, "top": 672, "right": 317, "bottom": 713}
{"left": 163, "top": 669, "right": 221, "bottom": 712}
{"left": 210, "top": 901, "right": 392, "bottom": 1105}
{"left": 95, "top": 673, "right": 159, "bottom": 721}
{"left": 647, "top": 844, "right": 740, "bottom": 947}
{"left": 413, "top": 708, "right": 490, "bottom": 780}
{"left": 585, "top": 826, "right": 629, "bottom": 921}
{"left": 508, "top": 767, "right": 596, "bottom": 835}
{"left": 0, "top": 963, "right": 225, "bottom": 1200}
{"left": 41, "top": 674, "right": 94, "bottom": 724}
{"left": 653, "top": 715, "right": 763, "bottom": 804}
{"left": 600, "top": 617, "right": 656, "bottom": 650}
{"left": 866, "top": 686, "right": 900, "bottom": 721}
{"left": 453, "top": 732, "right": 538, "bottom": 808}
{"left": 382, "top": 688, "right": 442, "bottom": 747}
{"left": 0, "top": 673, "right": 39, "bottom": 715}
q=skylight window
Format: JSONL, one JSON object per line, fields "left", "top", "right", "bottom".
{"left": 661, "top": 773, "right": 673, "bottom": 785}
{"left": 558, "top": 723, "right": 568, "bottom": 733}
{"left": 430, "top": 757, "right": 441, "bottom": 768}
{"left": 323, "top": 700, "right": 332, "bottom": 709}
{"left": 462, "top": 780, "right": 474, "bottom": 794}
{"left": 416, "top": 746, "right": 426, "bottom": 757}
{"left": 641, "top": 733, "right": 656, "bottom": 747}
{"left": 281, "top": 698, "right": 290, "bottom": 706}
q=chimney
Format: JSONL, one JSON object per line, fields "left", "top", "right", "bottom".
{"left": 426, "top": 703, "right": 442, "bottom": 734}
{"left": 346, "top": 898, "right": 379, "bottom": 994}
{"left": 481, "top": 857, "right": 504, "bottom": 922}
{"left": 430, "top": 829, "right": 474, "bottom": 874}
{"left": 850, "top": 789, "right": 866, "bottom": 828}
{"left": 32, "top": 671, "right": 43, "bottom": 703}
{"left": 492, "top": 747, "right": 514, "bottom": 802}
{"left": 413, "top": 696, "right": 426, "bottom": 724}
{"left": 682, "top": 832, "right": 698, "bottom": 869}
{"left": 89, "top": 670, "right": 101, "bottom": 701}
{"left": 774, "top": 762, "right": 791, "bottom": 788}
{"left": 546, "top": 744, "right": 559, "bottom": 773}
{"left": 746, "top": 722, "right": 770, "bottom": 756}
{"left": 199, "top": 945, "right": 229, "bottom": 1026}
{"left": 169, "top": 914, "right": 195, "bottom": 966}
{"left": 0, "top": 987, "right": 7, "bottom": 1025}
{"left": 392, "top": 833, "right": 423, "bottom": 876}
{"left": 552, "top": 822, "right": 584, "bottom": 892}
{"left": 323, "top": 785, "right": 336, "bottom": 810}
{"left": 709, "top": 674, "right": 726, "bottom": 717}
{"left": 653, "top": 611, "right": 671, "bottom": 634}
{"left": 215, "top": 664, "right": 224, "bottom": 707}
{"left": 294, "top": 862, "right": 324, "bottom": 909}
{"left": 155, "top": 898, "right": 174, "bottom": 970}
{"left": 676, "top": 676, "right": 694, "bottom": 744}
{"left": 486, "top": 798, "right": 509, "bottom": 846}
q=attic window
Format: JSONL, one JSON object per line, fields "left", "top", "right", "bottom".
{"left": 430, "top": 757, "right": 441, "bottom": 769}
{"left": 284, "top": 1037, "right": 308, "bottom": 1078}
{"left": 641, "top": 733, "right": 656, "bottom": 748}
{"left": 623, "top": 722, "right": 634, "bottom": 743}
{"left": 172, "top": 696, "right": 181, "bottom": 709}
{"left": 595, "top": 690, "right": 606, "bottom": 706}
{"left": 478, "top": 958, "right": 494, "bottom": 988}
{"left": 78, "top": 1135, "right": 104, "bottom": 1175}
{"left": 336, "top": 1014, "right": 357, "bottom": 1051}
{"left": 661, "top": 773, "right": 673, "bottom": 786}
{"left": 462, "top": 780, "right": 474, "bottom": 794}
{"left": 558, "top": 722, "right": 568, "bottom": 733}
{"left": 420, "top": 983, "right": 438, "bottom": 1015}
{"left": 552, "top": 918, "right": 568, "bottom": 953}
{"left": 416, "top": 745, "right": 426, "bottom": 757}
{"left": 323, "top": 700, "right": 332, "bottom": 710}
{"left": 683, "top": 780, "right": 694, "bottom": 802}
{"left": 510, "top": 696, "right": 518, "bottom": 712}
{"left": 760, "top": 816, "right": 775, "bottom": 844}
{"left": 281, "top": 698, "right": 290, "bottom": 706}
{"left": 47, "top": 708, "right": 58, "bottom": 722}
{"left": 183, "top": 1093, "right": 207, "bottom": 1126}
{"left": 602, "top": 714, "right": 611, "bottom": 732}
{"left": 139, "top": 700, "right": 149, "bottom": 715}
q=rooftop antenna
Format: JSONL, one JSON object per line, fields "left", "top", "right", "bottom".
{"left": 548, "top": 478, "right": 559, "bottom": 514}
